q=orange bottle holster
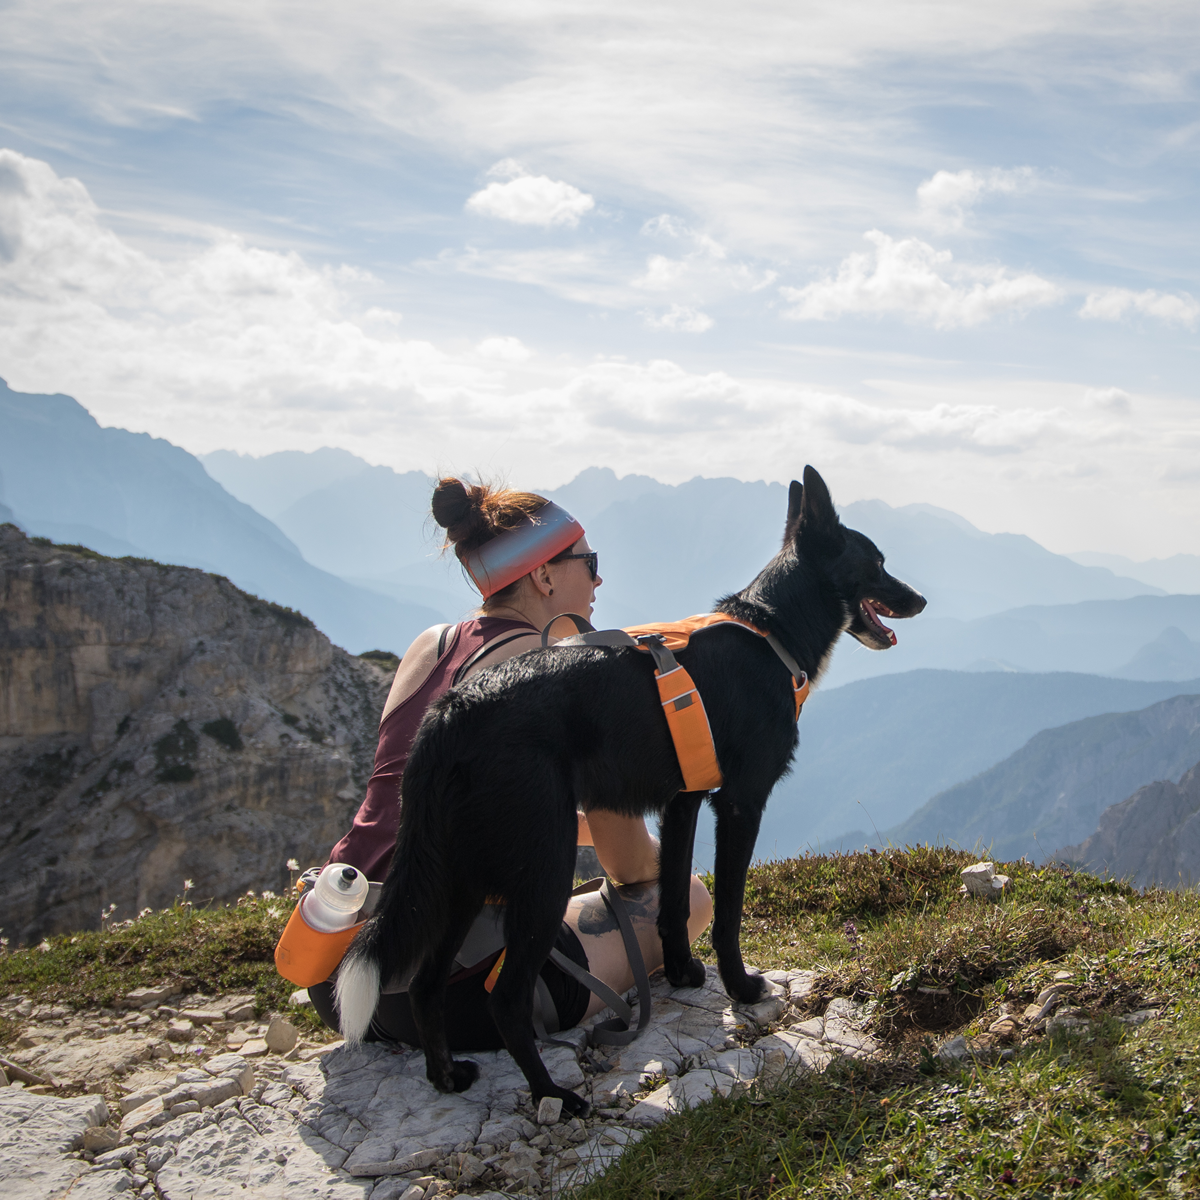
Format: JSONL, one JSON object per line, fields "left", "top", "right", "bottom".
{"left": 274, "top": 880, "right": 367, "bottom": 988}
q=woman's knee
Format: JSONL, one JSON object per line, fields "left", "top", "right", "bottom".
{"left": 687, "top": 875, "right": 713, "bottom": 939}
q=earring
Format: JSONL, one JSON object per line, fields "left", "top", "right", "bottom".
{"left": 549, "top": 588, "right": 555, "bottom": 596}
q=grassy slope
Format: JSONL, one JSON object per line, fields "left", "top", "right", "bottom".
{"left": 3, "top": 850, "right": 1199, "bottom": 1196}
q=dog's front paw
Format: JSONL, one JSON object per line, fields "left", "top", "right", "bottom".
{"left": 548, "top": 1086, "right": 590, "bottom": 1119}
{"left": 447, "top": 1059, "right": 480, "bottom": 1093}
{"left": 726, "top": 970, "right": 768, "bottom": 1005}
{"left": 666, "top": 955, "right": 707, "bottom": 989}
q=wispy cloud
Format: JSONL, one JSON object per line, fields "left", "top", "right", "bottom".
{"left": 466, "top": 160, "right": 594, "bottom": 228}
{"left": 1080, "top": 286, "right": 1199, "bottom": 326}
{"left": 641, "top": 304, "right": 713, "bottom": 333}
{"left": 916, "top": 167, "right": 1036, "bottom": 232}
{"left": 779, "top": 231, "right": 1063, "bottom": 328}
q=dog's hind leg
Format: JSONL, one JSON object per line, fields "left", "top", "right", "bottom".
{"left": 710, "top": 790, "right": 771, "bottom": 1004}
{"left": 488, "top": 888, "right": 590, "bottom": 1118}
{"left": 657, "top": 789, "right": 707, "bottom": 989}
{"left": 409, "top": 900, "right": 483, "bottom": 1095}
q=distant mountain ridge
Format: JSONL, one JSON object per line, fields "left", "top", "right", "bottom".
{"left": 755, "top": 672, "right": 1200, "bottom": 859}
{"left": 1057, "top": 759, "right": 1200, "bottom": 889}
{"left": 885, "top": 693, "right": 1200, "bottom": 863}
{"left": 0, "top": 381, "right": 441, "bottom": 653}
{"left": 201, "top": 452, "right": 1181, "bottom": 685}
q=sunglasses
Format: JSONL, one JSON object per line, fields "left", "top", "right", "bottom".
{"left": 557, "top": 551, "right": 599, "bottom": 581}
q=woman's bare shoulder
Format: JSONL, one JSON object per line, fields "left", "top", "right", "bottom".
{"left": 380, "top": 623, "right": 454, "bottom": 721}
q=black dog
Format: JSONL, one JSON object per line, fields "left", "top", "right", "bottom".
{"left": 337, "top": 466, "right": 925, "bottom": 1114}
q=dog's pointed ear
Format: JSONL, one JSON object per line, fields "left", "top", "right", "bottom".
{"left": 783, "top": 480, "right": 804, "bottom": 543}
{"left": 797, "top": 465, "right": 839, "bottom": 541}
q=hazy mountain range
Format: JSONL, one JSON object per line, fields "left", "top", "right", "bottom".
{"left": 7, "top": 380, "right": 1200, "bottom": 871}
{"left": 1059, "top": 759, "right": 1200, "bottom": 889}
{"left": 887, "top": 693, "right": 1200, "bottom": 863}
{"left": 0, "top": 381, "right": 442, "bottom": 653}
{"left": 202, "top": 447, "right": 1200, "bottom": 688}
{"left": 756, "top": 671, "right": 1200, "bottom": 857}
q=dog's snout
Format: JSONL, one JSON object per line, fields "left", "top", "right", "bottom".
{"left": 911, "top": 591, "right": 927, "bottom": 615}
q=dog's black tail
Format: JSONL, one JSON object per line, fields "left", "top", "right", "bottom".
{"left": 335, "top": 705, "right": 463, "bottom": 1044}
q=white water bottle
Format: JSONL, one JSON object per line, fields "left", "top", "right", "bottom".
{"left": 300, "top": 864, "right": 369, "bottom": 932}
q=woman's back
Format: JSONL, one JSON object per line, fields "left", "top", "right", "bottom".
{"left": 328, "top": 616, "right": 535, "bottom": 880}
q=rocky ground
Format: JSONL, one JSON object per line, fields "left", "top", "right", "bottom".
{"left": 1, "top": 964, "right": 883, "bottom": 1199}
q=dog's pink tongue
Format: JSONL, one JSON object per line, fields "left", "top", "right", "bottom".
{"left": 866, "top": 600, "right": 898, "bottom": 646}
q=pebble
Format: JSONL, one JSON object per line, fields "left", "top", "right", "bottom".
{"left": 265, "top": 1016, "right": 299, "bottom": 1053}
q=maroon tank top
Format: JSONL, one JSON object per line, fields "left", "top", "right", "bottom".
{"left": 327, "top": 617, "right": 537, "bottom": 881}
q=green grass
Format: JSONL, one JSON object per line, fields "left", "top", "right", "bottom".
{"left": 580, "top": 849, "right": 1200, "bottom": 1199}
{"left": 0, "top": 896, "right": 328, "bottom": 1037}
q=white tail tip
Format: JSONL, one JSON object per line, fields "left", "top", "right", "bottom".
{"left": 334, "top": 955, "right": 381, "bottom": 1044}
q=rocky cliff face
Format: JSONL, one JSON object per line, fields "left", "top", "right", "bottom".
{"left": 0, "top": 525, "right": 392, "bottom": 942}
{"left": 1057, "top": 759, "right": 1200, "bottom": 888}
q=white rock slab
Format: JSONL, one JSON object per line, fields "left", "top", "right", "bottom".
{"left": 0, "top": 1089, "right": 109, "bottom": 1200}
{"left": 12, "top": 1031, "right": 155, "bottom": 1086}
{"left": 7, "top": 965, "right": 878, "bottom": 1198}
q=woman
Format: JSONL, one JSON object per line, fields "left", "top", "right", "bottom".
{"left": 307, "top": 476, "right": 712, "bottom": 1047}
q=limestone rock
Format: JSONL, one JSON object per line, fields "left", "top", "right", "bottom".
{"left": 0, "top": 526, "right": 391, "bottom": 941}
{"left": 536, "top": 1095, "right": 563, "bottom": 1125}
{"left": 960, "top": 861, "right": 996, "bottom": 896}
{"left": 11, "top": 1030, "right": 155, "bottom": 1088}
{"left": 0, "top": 1088, "right": 108, "bottom": 1200}
{"left": 83, "top": 1125, "right": 121, "bottom": 1153}
{"left": 121, "top": 985, "right": 182, "bottom": 1010}
{"left": 266, "top": 1016, "right": 299, "bottom": 1053}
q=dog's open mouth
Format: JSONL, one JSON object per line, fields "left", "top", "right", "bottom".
{"left": 861, "top": 598, "right": 898, "bottom": 646}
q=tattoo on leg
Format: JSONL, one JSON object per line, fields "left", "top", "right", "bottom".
{"left": 575, "top": 882, "right": 659, "bottom": 936}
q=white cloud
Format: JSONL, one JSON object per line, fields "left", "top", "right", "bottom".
{"left": 917, "top": 167, "right": 1035, "bottom": 232}
{"left": 1083, "top": 386, "right": 1133, "bottom": 413}
{"left": 475, "top": 335, "right": 531, "bottom": 362}
{"left": 641, "top": 304, "right": 714, "bottom": 333}
{"left": 1080, "top": 286, "right": 1200, "bottom": 326}
{"left": 1, "top": 148, "right": 1196, "bottom": 561}
{"left": 466, "top": 163, "right": 594, "bottom": 228}
{"left": 779, "top": 230, "right": 1063, "bottom": 328}
{"left": 631, "top": 216, "right": 775, "bottom": 302}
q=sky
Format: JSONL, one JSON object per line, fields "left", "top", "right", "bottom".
{"left": 0, "top": 0, "right": 1198, "bottom": 559}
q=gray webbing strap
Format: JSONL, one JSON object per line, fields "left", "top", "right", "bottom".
{"left": 585, "top": 880, "right": 653, "bottom": 1046}
{"left": 540, "top": 613, "right": 598, "bottom": 646}
{"left": 765, "top": 633, "right": 805, "bottom": 687}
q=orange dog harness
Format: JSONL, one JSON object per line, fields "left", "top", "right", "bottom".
{"left": 544, "top": 613, "right": 809, "bottom": 793}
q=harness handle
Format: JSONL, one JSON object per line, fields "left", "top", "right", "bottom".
{"left": 540, "top": 613, "right": 597, "bottom": 647}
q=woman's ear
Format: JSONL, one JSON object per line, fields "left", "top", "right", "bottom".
{"left": 530, "top": 562, "right": 554, "bottom": 598}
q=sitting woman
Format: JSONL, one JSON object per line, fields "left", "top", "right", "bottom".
{"left": 305, "top": 476, "right": 712, "bottom": 1048}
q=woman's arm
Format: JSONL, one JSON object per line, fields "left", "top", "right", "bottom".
{"left": 584, "top": 810, "right": 660, "bottom": 886}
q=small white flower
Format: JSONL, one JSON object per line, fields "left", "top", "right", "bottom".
{"left": 286, "top": 858, "right": 300, "bottom": 872}
{"left": 261, "top": 890, "right": 276, "bottom": 900}
{"left": 183, "top": 879, "right": 194, "bottom": 892}
{"left": 38, "top": 939, "right": 51, "bottom": 953}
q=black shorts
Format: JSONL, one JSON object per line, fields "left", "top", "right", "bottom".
{"left": 309, "top": 921, "right": 591, "bottom": 1053}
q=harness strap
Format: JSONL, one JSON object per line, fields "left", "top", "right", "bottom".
{"left": 453, "top": 626, "right": 539, "bottom": 685}
{"left": 476, "top": 877, "right": 652, "bottom": 1048}
{"left": 577, "top": 879, "right": 654, "bottom": 1046}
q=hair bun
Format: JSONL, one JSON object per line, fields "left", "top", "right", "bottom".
{"left": 432, "top": 476, "right": 549, "bottom": 559}
{"left": 431, "top": 477, "right": 473, "bottom": 531}
{"left": 431, "top": 477, "right": 489, "bottom": 551}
